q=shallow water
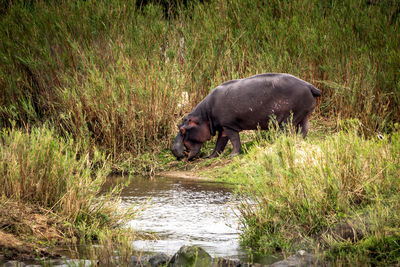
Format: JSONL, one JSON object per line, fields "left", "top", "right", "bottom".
{"left": 116, "top": 175, "right": 250, "bottom": 261}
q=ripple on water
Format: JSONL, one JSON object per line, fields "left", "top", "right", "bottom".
{"left": 116, "top": 176, "right": 247, "bottom": 260}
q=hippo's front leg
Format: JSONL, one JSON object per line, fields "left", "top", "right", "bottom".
{"left": 224, "top": 127, "right": 241, "bottom": 157}
{"left": 208, "top": 131, "right": 229, "bottom": 158}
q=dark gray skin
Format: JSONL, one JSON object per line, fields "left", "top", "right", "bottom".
{"left": 171, "top": 73, "right": 322, "bottom": 160}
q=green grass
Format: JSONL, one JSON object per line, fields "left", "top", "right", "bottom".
{"left": 204, "top": 120, "right": 400, "bottom": 264}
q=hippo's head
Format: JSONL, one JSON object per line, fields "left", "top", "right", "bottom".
{"left": 171, "top": 115, "right": 211, "bottom": 161}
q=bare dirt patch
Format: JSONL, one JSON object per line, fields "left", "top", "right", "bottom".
{"left": 0, "top": 200, "right": 68, "bottom": 261}
{"left": 158, "top": 170, "right": 212, "bottom": 180}
{"left": 159, "top": 156, "right": 234, "bottom": 180}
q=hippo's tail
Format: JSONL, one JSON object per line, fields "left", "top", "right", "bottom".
{"left": 309, "top": 85, "right": 322, "bottom": 97}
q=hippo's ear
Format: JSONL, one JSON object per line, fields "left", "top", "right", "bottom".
{"left": 179, "top": 126, "right": 186, "bottom": 134}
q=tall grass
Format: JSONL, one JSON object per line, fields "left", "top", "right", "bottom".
{"left": 211, "top": 121, "right": 400, "bottom": 264}
{"left": 0, "top": 0, "right": 399, "bottom": 167}
{"left": 0, "top": 125, "right": 134, "bottom": 235}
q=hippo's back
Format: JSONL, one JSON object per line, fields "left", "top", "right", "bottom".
{"left": 207, "top": 73, "right": 319, "bottom": 131}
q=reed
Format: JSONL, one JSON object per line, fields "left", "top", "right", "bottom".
{"left": 0, "top": 0, "right": 398, "bottom": 169}
{"left": 0, "top": 125, "right": 135, "bottom": 239}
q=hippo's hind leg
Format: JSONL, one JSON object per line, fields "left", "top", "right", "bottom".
{"left": 208, "top": 131, "right": 229, "bottom": 158}
{"left": 297, "top": 115, "right": 310, "bottom": 138}
{"left": 224, "top": 127, "right": 242, "bottom": 157}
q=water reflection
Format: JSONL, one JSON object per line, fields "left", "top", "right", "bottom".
{"left": 114, "top": 176, "right": 248, "bottom": 260}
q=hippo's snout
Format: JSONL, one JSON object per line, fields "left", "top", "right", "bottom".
{"left": 171, "top": 134, "right": 185, "bottom": 160}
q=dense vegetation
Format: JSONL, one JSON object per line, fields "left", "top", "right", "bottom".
{"left": 0, "top": 126, "right": 136, "bottom": 261}
{"left": 1, "top": 0, "right": 399, "bottom": 161}
{"left": 0, "top": 0, "right": 399, "bottom": 263}
{"left": 204, "top": 121, "right": 400, "bottom": 265}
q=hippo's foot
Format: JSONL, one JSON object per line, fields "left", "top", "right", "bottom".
{"left": 206, "top": 152, "right": 219, "bottom": 159}
{"left": 229, "top": 151, "right": 241, "bottom": 157}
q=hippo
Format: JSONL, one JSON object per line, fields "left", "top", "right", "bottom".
{"left": 171, "top": 73, "right": 321, "bottom": 160}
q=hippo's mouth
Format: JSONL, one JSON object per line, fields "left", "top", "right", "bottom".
{"left": 173, "top": 144, "right": 189, "bottom": 161}
{"left": 183, "top": 145, "right": 190, "bottom": 157}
